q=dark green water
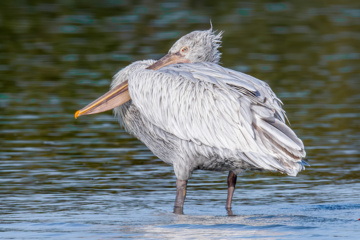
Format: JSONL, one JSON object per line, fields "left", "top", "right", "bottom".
{"left": 1, "top": 1, "right": 359, "bottom": 239}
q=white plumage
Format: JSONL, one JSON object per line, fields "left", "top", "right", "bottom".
{"left": 76, "top": 28, "right": 307, "bottom": 213}
{"left": 112, "top": 61, "right": 306, "bottom": 181}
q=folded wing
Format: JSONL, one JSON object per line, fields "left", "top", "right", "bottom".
{"left": 128, "top": 62, "right": 306, "bottom": 176}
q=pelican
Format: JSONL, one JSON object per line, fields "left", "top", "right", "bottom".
{"left": 75, "top": 28, "right": 306, "bottom": 214}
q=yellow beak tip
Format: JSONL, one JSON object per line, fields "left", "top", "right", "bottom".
{"left": 75, "top": 110, "right": 81, "bottom": 119}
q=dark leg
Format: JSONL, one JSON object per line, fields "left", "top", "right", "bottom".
{"left": 174, "top": 179, "right": 188, "bottom": 214}
{"left": 226, "top": 171, "right": 237, "bottom": 211}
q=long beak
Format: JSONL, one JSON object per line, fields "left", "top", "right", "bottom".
{"left": 75, "top": 52, "right": 189, "bottom": 119}
{"left": 146, "top": 52, "right": 190, "bottom": 71}
{"left": 75, "top": 80, "right": 130, "bottom": 119}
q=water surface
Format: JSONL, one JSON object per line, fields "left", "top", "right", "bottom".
{"left": 1, "top": 1, "right": 359, "bottom": 239}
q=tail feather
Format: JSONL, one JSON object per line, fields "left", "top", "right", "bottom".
{"left": 263, "top": 117, "right": 304, "bottom": 149}
{"left": 253, "top": 116, "right": 306, "bottom": 176}
{"left": 257, "top": 117, "right": 305, "bottom": 158}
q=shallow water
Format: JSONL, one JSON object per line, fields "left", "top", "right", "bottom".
{"left": 1, "top": 1, "right": 360, "bottom": 239}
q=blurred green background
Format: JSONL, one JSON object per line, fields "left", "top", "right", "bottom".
{"left": 1, "top": 1, "right": 359, "bottom": 239}
{"left": 1, "top": 0, "right": 359, "bottom": 165}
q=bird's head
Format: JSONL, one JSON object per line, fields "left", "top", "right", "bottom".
{"left": 147, "top": 29, "right": 223, "bottom": 70}
{"left": 168, "top": 29, "right": 223, "bottom": 63}
{"left": 75, "top": 28, "right": 223, "bottom": 118}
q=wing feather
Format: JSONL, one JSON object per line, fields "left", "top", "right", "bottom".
{"left": 127, "top": 62, "right": 306, "bottom": 175}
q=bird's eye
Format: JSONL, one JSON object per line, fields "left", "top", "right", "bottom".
{"left": 181, "top": 46, "right": 189, "bottom": 53}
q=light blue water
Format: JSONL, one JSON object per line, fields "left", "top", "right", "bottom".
{"left": 1, "top": 1, "right": 360, "bottom": 239}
